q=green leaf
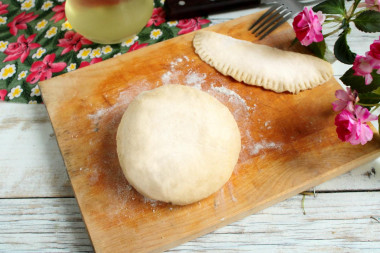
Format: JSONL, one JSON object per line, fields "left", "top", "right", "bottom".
{"left": 154, "top": 0, "right": 162, "bottom": 7}
{"left": 340, "top": 68, "right": 380, "bottom": 93}
{"left": 9, "top": 96, "right": 28, "bottom": 104}
{"left": 0, "top": 30, "right": 13, "bottom": 40}
{"left": 138, "top": 29, "right": 151, "bottom": 42}
{"left": 24, "top": 57, "right": 34, "bottom": 67}
{"left": 334, "top": 31, "right": 356, "bottom": 64}
{"left": 161, "top": 25, "right": 175, "bottom": 39}
{"left": 26, "top": 25, "right": 34, "bottom": 36}
{"left": 371, "top": 87, "right": 380, "bottom": 95}
{"left": 5, "top": 62, "right": 18, "bottom": 88}
{"left": 0, "top": 25, "right": 8, "bottom": 33}
{"left": 35, "top": 0, "right": 44, "bottom": 10}
{"left": 8, "top": 0, "right": 21, "bottom": 8}
{"left": 312, "top": 0, "right": 345, "bottom": 15}
{"left": 354, "top": 10, "right": 380, "bottom": 33}
{"left": 6, "top": 9, "right": 20, "bottom": 18}
{"left": 358, "top": 92, "right": 380, "bottom": 106}
{"left": 307, "top": 40, "right": 327, "bottom": 59}
{"left": 21, "top": 81, "right": 32, "bottom": 99}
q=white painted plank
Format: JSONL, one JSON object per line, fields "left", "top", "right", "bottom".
{"left": 0, "top": 103, "right": 73, "bottom": 198}
{"left": 0, "top": 192, "right": 379, "bottom": 252}
{"left": 172, "top": 192, "right": 380, "bottom": 252}
{"left": 0, "top": 198, "right": 92, "bottom": 252}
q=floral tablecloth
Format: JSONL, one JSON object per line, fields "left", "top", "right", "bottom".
{"left": 0, "top": 0, "right": 210, "bottom": 103}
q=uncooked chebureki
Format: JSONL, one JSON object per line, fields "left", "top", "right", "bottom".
{"left": 193, "top": 31, "right": 333, "bottom": 94}
{"left": 116, "top": 85, "right": 241, "bottom": 205}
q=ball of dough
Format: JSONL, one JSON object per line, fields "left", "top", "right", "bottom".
{"left": 116, "top": 84, "right": 241, "bottom": 205}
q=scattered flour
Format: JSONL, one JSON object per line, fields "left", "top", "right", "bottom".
{"left": 249, "top": 140, "right": 282, "bottom": 156}
{"left": 161, "top": 57, "right": 203, "bottom": 86}
{"left": 184, "top": 71, "right": 206, "bottom": 89}
{"left": 264, "top": 120, "right": 272, "bottom": 130}
{"left": 88, "top": 81, "right": 151, "bottom": 125}
{"left": 210, "top": 83, "right": 251, "bottom": 111}
{"left": 227, "top": 182, "right": 237, "bottom": 202}
{"left": 144, "top": 196, "right": 159, "bottom": 207}
{"left": 161, "top": 71, "right": 173, "bottom": 84}
{"left": 88, "top": 107, "right": 111, "bottom": 122}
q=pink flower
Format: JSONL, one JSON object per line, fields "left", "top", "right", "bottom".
{"left": 176, "top": 17, "right": 211, "bottom": 35}
{"left": 368, "top": 37, "right": 380, "bottom": 69}
{"left": 51, "top": 2, "right": 66, "bottom": 23}
{"left": 79, "top": 57, "right": 102, "bottom": 68}
{"left": 128, "top": 41, "right": 148, "bottom": 52}
{"left": 3, "top": 34, "right": 40, "bottom": 63}
{"left": 57, "top": 31, "right": 92, "bottom": 55}
{"left": 335, "top": 105, "right": 378, "bottom": 145}
{"left": 0, "top": 1, "right": 9, "bottom": 15}
{"left": 146, "top": 7, "right": 165, "bottom": 27}
{"left": 292, "top": 7, "right": 325, "bottom": 46}
{"left": 353, "top": 55, "right": 374, "bottom": 85}
{"left": 7, "top": 12, "right": 38, "bottom": 36}
{"left": 0, "top": 89, "right": 7, "bottom": 101}
{"left": 26, "top": 54, "right": 66, "bottom": 84}
{"left": 365, "top": 0, "right": 380, "bottom": 11}
{"left": 332, "top": 87, "right": 358, "bottom": 112}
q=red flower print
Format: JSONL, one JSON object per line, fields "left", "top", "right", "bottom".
{"left": 3, "top": 34, "right": 40, "bottom": 63}
{"left": 0, "top": 89, "right": 7, "bottom": 101}
{"left": 57, "top": 31, "right": 92, "bottom": 55}
{"left": 146, "top": 7, "right": 166, "bottom": 27}
{"left": 0, "top": 1, "right": 9, "bottom": 15}
{"left": 26, "top": 54, "right": 66, "bottom": 84}
{"left": 51, "top": 2, "right": 66, "bottom": 23}
{"left": 7, "top": 12, "right": 38, "bottom": 36}
{"left": 79, "top": 57, "right": 102, "bottom": 68}
{"left": 176, "top": 17, "right": 210, "bottom": 35}
{"left": 128, "top": 41, "right": 148, "bottom": 52}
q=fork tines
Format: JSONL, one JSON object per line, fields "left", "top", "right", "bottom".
{"left": 249, "top": 3, "right": 292, "bottom": 40}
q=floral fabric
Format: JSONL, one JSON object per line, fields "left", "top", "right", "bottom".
{"left": 0, "top": 0, "right": 210, "bottom": 103}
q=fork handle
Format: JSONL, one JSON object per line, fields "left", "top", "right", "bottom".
{"left": 164, "top": 0, "right": 261, "bottom": 20}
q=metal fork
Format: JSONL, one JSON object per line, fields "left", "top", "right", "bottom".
{"left": 249, "top": 0, "right": 321, "bottom": 40}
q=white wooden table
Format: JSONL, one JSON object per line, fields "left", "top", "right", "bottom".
{"left": 1, "top": 7, "right": 380, "bottom": 252}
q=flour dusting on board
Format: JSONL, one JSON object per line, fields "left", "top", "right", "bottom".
{"left": 249, "top": 140, "right": 283, "bottom": 156}
{"left": 210, "top": 84, "right": 251, "bottom": 111}
{"left": 185, "top": 71, "right": 206, "bottom": 90}
{"left": 88, "top": 80, "right": 152, "bottom": 125}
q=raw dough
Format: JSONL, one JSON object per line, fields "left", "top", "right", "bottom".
{"left": 193, "top": 31, "right": 333, "bottom": 94}
{"left": 117, "top": 84, "right": 241, "bottom": 205}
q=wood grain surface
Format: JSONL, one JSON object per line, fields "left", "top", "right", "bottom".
{"left": 39, "top": 12, "right": 380, "bottom": 253}
{"left": 1, "top": 192, "right": 379, "bottom": 252}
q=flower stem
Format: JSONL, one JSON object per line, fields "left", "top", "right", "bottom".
{"left": 346, "top": 1, "right": 361, "bottom": 22}
{"left": 325, "top": 15, "right": 343, "bottom": 22}
{"left": 323, "top": 27, "right": 341, "bottom": 38}
{"left": 351, "top": 9, "right": 366, "bottom": 18}
{"left": 370, "top": 104, "right": 380, "bottom": 112}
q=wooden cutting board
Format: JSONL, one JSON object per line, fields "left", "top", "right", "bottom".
{"left": 40, "top": 11, "right": 380, "bottom": 253}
